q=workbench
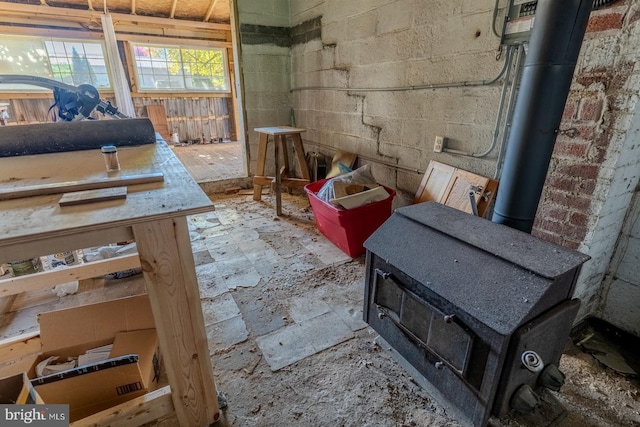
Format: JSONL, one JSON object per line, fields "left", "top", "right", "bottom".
{"left": 0, "top": 140, "right": 220, "bottom": 426}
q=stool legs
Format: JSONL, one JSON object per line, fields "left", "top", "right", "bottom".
{"left": 253, "top": 133, "right": 269, "bottom": 201}
{"left": 292, "top": 133, "right": 311, "bottom": 181}
{"left": 252, "top": 130, "right": 311, "bottom": 216}
{"left": 274, "top": 134, "right": 282, "bottom": 216}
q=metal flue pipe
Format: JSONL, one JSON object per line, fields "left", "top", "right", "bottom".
{"left": 491, "top": 0, "right": 593, "bottom": 233}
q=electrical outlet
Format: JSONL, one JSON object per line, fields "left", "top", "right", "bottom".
{"left": 433, "top": 136, "right": 444, "bottom": 153}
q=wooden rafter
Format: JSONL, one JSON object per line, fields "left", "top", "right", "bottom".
{"left": 87, "top": 0, "right": 94, "bottom": 10}
{"left": 203, "top": 0, "right": 219, "bottom": 22}
{"left": 0, "top": 2, "right": 231, "bottom": 31}
{"left": 169, "top": 0, "right": 177, "bottom": 19}
{"left": 131, "top": 0, "right": 136, "bottom": 15}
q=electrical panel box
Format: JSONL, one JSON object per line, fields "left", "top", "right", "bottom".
{"left": 501, "top": 0, "right": 538, "bottom": 45}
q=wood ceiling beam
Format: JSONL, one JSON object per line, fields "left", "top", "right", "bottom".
{"left": 87, "top": 0, "right": 94, "bottom": 10}
{"left": 169, "top": 0, "right": 177, "bottom": 19}
{"left": 131, "top": 0, "right": 136, "bottom": 15}
{"left": 203, "top": 0, "right": 219, "bottom": 22}
{"left": 0, "top": 2, "right": 231, "bottom": 31}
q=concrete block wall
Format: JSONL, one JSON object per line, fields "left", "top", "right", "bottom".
{"left": 238, "top": 0, "right": 292, "bottom": 176}
{"left": 531, "top": 1, "right": 640, "bottom": 325}
{"left": 290, "top": 0, "right": 505, "bottom": 202}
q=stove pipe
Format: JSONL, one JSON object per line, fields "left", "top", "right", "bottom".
{"left": 491, "top": 0, "right": 593, "bottom": 233}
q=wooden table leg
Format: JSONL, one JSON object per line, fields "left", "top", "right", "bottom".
{"left": 274, "top": 135, "right": 282, "bottom": 216}
{"left": 132, "top": 218, "right": 219, "bottom": 427}
{"left": 253, "top": 133, "right": 269, "bottom": 201}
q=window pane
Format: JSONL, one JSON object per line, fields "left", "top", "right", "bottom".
{"left": 132, "top": 43, "right": 228, "bottom": 92}
{"left": 0, "top": 35, "right": 111, "bottom": 91}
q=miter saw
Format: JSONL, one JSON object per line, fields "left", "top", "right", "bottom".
{"left": 0, "top": 74, "right": 129, "bottom": 121}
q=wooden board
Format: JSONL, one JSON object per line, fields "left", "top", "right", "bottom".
{"left": 0, "top": 253, "right": 140, "bottom": 297}
{"left": 442, "top": 170, "right": 491, "bottom": 215}
{"left": 59, "top": 187, "right": 127, "bottom": 206}
{"left": 145, "top": 104, "right": 171, "bottom": 141}
{"left": 414, "top": 161, "right": 499, "bottom": 218}
{"left": 0, "top": 173, "right": 162, "bottom": 201}
{"left": 413, "top": 161, "right": 456, "bottom": 204}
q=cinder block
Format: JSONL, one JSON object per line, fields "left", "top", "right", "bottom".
{"left": 347, "top": 10, "right": 378, "bottom": 40}
{"left": 376, "top": 0, "right": 412, "bottom": 35}
{"left": 349, "top": 62, "right": 406, "bottom": 88}
{"left": 414, "top": 2, "right": 462, "bottom": 26}
{"left": 322, "top": 20, "right": 347, "bottom": 45}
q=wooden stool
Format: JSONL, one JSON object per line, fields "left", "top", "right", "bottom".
{"left": 253, "top": 126, "right": 310, "bottom": 215}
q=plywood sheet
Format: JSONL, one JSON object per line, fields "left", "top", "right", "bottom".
{"left": 413, "top": 161, "right": 456, "bottom": 204}
{"left": 145, "top": 104, "right": 171, "bottom": 141}
{"left": 413, "top": 161, "right": 498, "bottom": 218}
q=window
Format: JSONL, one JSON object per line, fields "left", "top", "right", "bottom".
{"left": 131, "top": 44, "right": 229, "bottom": 92}
{"left": 0, "top": 35, "right": 111, "bottom": 90}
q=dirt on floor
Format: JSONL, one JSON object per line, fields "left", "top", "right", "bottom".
{"left": 154, "top": 192, "right": 639, "bottom": 427}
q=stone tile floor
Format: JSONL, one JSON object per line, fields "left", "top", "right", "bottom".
{"left": 187, "top": 193, "right": 364, "bottom": 373}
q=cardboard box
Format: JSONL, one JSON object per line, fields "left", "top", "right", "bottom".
{"left": 0, "top": 372, "right": 44, "bottom": 404}
{"left": 31, "top": 295, "right": 160, "bottom": 421}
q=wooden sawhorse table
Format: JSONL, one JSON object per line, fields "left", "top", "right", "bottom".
{"left": 253, "top": 126, "right": 311, "bottom": 216}
{"left": 0, "top": 140, "right": 219, "bottom": 426}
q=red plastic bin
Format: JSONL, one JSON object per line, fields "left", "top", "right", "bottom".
{"left": 304, "top": 179, "right": 396, "bottom": 257}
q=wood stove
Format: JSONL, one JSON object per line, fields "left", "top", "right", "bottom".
{"left": 363, "top": 202, "right": 590, "bottom": 426}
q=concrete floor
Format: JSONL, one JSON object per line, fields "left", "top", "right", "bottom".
{"left": 170, "top": 140, "right": 245, "bottom": 183}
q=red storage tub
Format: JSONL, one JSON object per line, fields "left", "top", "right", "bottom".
{"left": 304, "top": 179, "right": 396, "bottom": 257}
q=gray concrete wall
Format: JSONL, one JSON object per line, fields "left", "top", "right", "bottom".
{"left": 601, "top": 190, "right": 640, "bottom": 336}
{"left": 290, "top": 0, "right": 505, "bottom": 202}
{"left": 238, "top": 0, "right": 292, "bottom": 176}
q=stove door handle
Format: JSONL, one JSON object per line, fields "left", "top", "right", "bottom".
{"left": 374, "top": 268, "right": 392, "bottom": 280}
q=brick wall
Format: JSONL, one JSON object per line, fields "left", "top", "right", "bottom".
{"left": 532, "top": 0, "right": 640, "bottom": 323}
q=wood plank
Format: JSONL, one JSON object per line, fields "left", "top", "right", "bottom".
{"left": 0, "top": 2, "right": 231, "bottom": 31}
{"left": 413, "top": 161, "right": 456, "bottom": 204}
{"left": 442, "top": 170, "right": 490, "bottom": 216}
{"left": 0, "top": 173, "right": 163, "bottom": 201}
{"left": 71, "top": 386, "right": 174, "bottom": 427}
{"left": 253, "top": 126, "right": 306, "bottom": 136}
{"left": 0, "top": 332, "right": 41, "bottom": 364}
{"left": 0, "top": 254, "right": 141, "bottom": 297}
{"left": 59, "top": 187, "right": 128, "bottom": 207}
{"left": 132, "top": 218, "right": 219, "bottom": 426}
{"left": 145, "top": 105, "right": 171, "bottom": 141}
{"left": 252, "top": 176, "right": 273, "bottom": 186}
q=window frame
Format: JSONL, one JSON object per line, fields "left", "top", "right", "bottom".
{"left": 129, "top": 42, "right": 231, "bottom": 94}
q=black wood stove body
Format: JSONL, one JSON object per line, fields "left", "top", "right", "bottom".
{"left": 363, "top": 202, "right": 590, "bottom": 426}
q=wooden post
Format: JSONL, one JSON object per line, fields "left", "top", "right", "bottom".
{"left": 132, "top": 217, "right": 219, "bottom": 427}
